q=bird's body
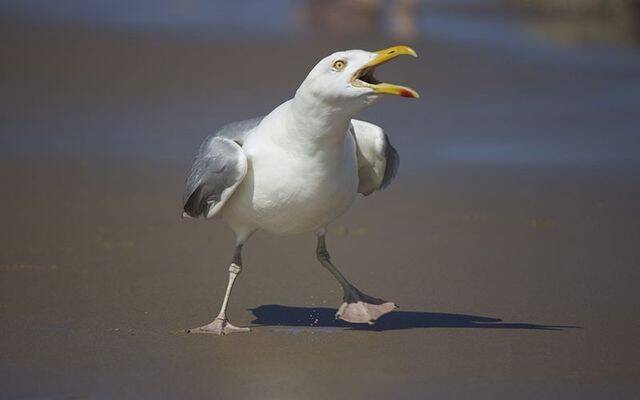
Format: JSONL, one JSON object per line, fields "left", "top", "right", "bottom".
{"left": 223, "top": 99, "right": 359, "bottom": 237}
{"left": 183, "top": 46, "right": 418, "bottom": 335}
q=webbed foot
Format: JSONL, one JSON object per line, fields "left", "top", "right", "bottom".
{"left": 186, "top": 317, "right": 250, "bottom": 335}
{"left": 336, "top": 288, "right": 397, "bottom": 324}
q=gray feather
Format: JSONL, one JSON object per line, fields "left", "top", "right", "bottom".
{"left": 216, "top": 116, "right": 264, "bottom": 145}
{"left": 182, "top": 117, "right": 263, "bottom": 218}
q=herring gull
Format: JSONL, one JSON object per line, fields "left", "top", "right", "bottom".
{"left": 183, "top": 45, "right": 419, "bottom": 335}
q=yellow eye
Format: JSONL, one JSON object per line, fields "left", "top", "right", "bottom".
{"left": 332, "top": 60, "right": 346, "bottom": 71}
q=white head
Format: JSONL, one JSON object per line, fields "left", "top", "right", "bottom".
{"left": 295, "top": 45, "right": 419, "bottom": 115}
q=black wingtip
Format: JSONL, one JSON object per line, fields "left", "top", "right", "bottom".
{"left": 380, "top": 134, "right": 400, "bottom": 190}
{"left": 182, "top": 186, "right": 205, "bottom": 218}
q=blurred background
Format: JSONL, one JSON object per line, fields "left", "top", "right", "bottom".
{"left": 2, "top": 0, "right": 640, "bottom": 167}
{"left": 2, "top": 1, "right": 640, "bottom": 399}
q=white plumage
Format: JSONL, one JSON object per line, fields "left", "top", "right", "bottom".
{"left": 183, "top": 46, "right": 418, "bottom": 335}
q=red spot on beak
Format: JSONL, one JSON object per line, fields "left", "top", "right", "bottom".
{"left": 400, "top": 89, "right": 415, "bottom": 98}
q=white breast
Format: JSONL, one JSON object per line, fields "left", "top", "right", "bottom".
{"left": 223, "top": 105, "right": 359, "bottom": 236}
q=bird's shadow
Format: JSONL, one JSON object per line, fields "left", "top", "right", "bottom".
{"left": 249, "top": 304, "right": 578, "bottom": 331}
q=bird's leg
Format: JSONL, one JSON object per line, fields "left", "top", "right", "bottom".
{"left": 316, "top": 232, "right": 397, "bottom": 324}
{"left": 187, "top": 245, "right": 250, "bottom": 335}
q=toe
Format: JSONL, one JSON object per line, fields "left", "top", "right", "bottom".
{"left": 224, "top": 323, "right": 251, "bottom": 334}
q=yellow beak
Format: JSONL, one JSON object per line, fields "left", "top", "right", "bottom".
{"left": 360, "top": 45, "right": 419, "bottom": 99}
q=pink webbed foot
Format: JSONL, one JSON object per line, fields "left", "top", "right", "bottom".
{"left": 186, "top": 317, "right": 250, "bottom": 335}
{"left": 336, "top": 288, "right": 397, "bottom": 324}
{"left": 337, "top": 301, "right": 397, "bottom": 324}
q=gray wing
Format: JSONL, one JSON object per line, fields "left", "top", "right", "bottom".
{"left": 350, "top": 119, "right": 399, "bottom": 196}
{"left": 182, "top": 118, "right": 263, "bottom": 219}
{"left": 216, "top": 116, "right": 263, "bottom": 145}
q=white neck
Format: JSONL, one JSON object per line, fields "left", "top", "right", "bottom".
{"left": 269, "top": 88, "right": 360, "bottom": 154}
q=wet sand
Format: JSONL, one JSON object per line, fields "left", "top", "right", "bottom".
{"left": 2, "top": 20, "right": 640, "bottom": 399}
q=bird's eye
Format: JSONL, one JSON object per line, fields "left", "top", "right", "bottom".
{"left": 332, "top": 60, "right": 346, "bottom": 71}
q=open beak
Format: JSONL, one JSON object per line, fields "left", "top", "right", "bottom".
{"left": 352, "top": 45, "right": 419, "bottom": 99}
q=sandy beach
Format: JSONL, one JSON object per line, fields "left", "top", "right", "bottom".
{"left": 2, "top": 5, "right": 640, "bottom": 399}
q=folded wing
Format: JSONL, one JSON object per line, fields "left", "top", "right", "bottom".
{"left": 182, "top": 117, "right": 263, "bottom": 219}
{"left": 350, "top": 119, "right": 399, "bottom": 196}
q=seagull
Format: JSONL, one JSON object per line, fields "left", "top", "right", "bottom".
{"left": 183, "top": 45, "right": 419, "bottom": 335}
